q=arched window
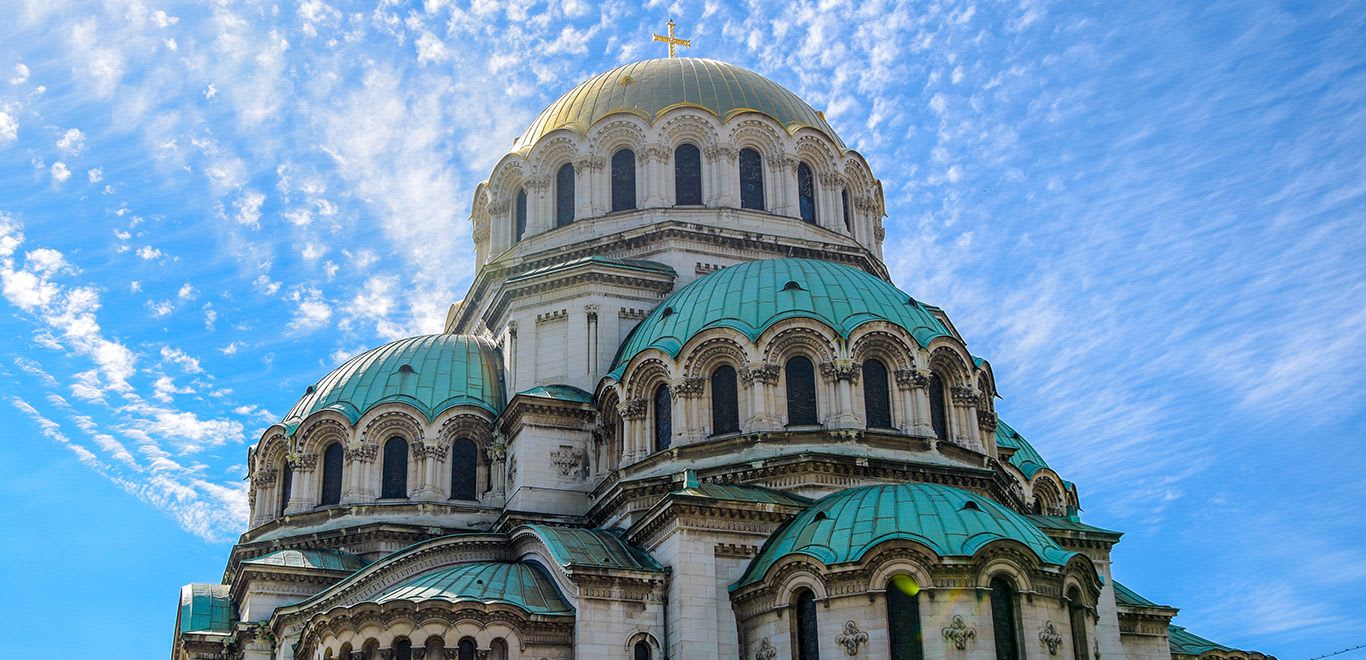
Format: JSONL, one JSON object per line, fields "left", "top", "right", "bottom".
{"left": 794, "top": 588, "right": 820, "bottom": 660}
{"left": 863, "top": 359, "right": 893, "bottom": 429}
{"left": 710, "top": 365, "right": 740, "bottom": 435}
{"left": 555, "top": 162, "right": 575, "bottom": 227}
{"left": 1069, "top": 587, "right": 1090, "bottom": 660}
{"left": 457, "top": 638, "right": 476, "bottom": 660}
{"left": 785, "top": 356, "right": 819, "bottom": 426}
{"left": 887, "top": 575, "right": 924, "bottom": 660}
{"left": 739, "top": 147, "right": 765, "bottom": 210}
{"left": 381, "top": 437, "right": 408, "bottom": 499}
{"left": 990, "top": 576, "right": 1021, "bottom": 660}
{"left": 450, "top": 437, "right": 478, "bottom": 500}
{"left": 928, "top": 372, "right": 949, "bottom": 442}
{"left": 320, "top": 442, "right": 343, "bottom": 506}
{"left": 278, "top": 461, "right": 292, "bottom": 517}
{"left": 489, "top": 639, "right": 508, "bottom": 660}
{"left": 514, "top": 188, "right": 527, "bottom": 242}
{"left": 841, "top": 188, "right": 852, "bottom": 231}
{"left": 611, "top": 148, "right": 637, "bottom": 212}
{"left": 674, "top": 143, "right": 702, "bottom": 205}
{"left": 654, "top": 383, "right": 672, "bottom": 452}
{"left": 634, "top": 640, "right": 652, "bottom": 660}
{"left": 393, "top": 638, "right": 412, "bottom": 660}
{"left": 797, "top": 162, "right": 817, "bottom": 224}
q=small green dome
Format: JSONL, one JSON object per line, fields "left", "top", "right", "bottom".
{"left": 733, "top": 482, "right": 1075, "bottom": 590}
{"left": 610, "top": 259, "right": 952, "bottom": 378}
{"left": 241, "top": 548, "right": 367, "bottom": 572}
{"left": 517, "top": 58, "right": 845, "bottom": 151}
{"left": 375, "top": 561, "right": 572, "bottom": 615}
{"left": 281, "top": 334, "right": 505, "bottom": 431}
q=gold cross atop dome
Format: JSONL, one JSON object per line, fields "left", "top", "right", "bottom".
{"left": 652, "top": 19, "right": 691, "bottom": 58}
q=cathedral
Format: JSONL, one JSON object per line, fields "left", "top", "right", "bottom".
{"left": 170, "top": 43, "right": 1272, "bottom": 660}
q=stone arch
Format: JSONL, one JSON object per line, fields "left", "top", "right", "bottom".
{"left": 589, "top": 118, "right": 649, "bottom": 156}
{"left": 973, "top": 550, "right": 1038, "bottom": 594}
{"left": 297, "top": 416, "right": 350, "bottom": 456}
{"left": 849, "top": 326, "right": 918, "bottom": 372}
{"left": 623, "top": 355, "right": 675, "bottom": 402}
{"left": 768, "top": 557, "right": 831, "bottom": 611}
{"left": 593, "top": 386, "right": 623, "bottom": 476}
{"left": 759, "top": 323, "right": 837, "bottom": 366}
{"left": 728, "top": 116, "right": 787, "bottom": 161}
{"left": 679, "top": 332, "right": 751, "bottom": 380}
{"left": 358, "top": 409, "right": 425, "bottom": 447}
{"left": 625, "top": 630, "right": 662, "bottom": 656}
{"left": 656, "top": 110, "right": 720, "bottom": 150}
{"left": 861, "top": 540, "right": 940, "bottom": 594}
{"left": 794, "top": 131, "right": 840, "bottom": 180}
{"left": 1031, "top": 472, "right": 1066, "bottom": 516}
{"left": 527, "top": 132, "right": 581, "bottom": 178}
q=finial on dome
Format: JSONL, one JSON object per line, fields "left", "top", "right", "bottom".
{"left": 652, "top": 19, "right": 691, "bottom": 58}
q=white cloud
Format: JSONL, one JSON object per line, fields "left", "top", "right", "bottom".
{"left": 69, "top": 19, "right": 125, "bottom": 98}
{"left": 219, "top": 341, "right": 242, "bottom": 356}
{"left": 288, "top": 287, "right": 332, "bottom": 332}
{"left": 50, "top": 161, "right": 71, "bottom": 182}
{"left": 232, "top": 190, "right": 265, "bottom": 227}
{"left": 177, "top": 282, "right": 195, "bottom": 300}
{"left": 147, "top": 299, "right": 173, "bottom": 317}
{"left": 159, "top": 346, "right": 204, "bottom": 374}
{"left": 152, "top": 10, "right": 179, "bottom": 28}
{"left": 0, "top": 111, "right": 16, "bottom": 144}
{"left": 87, "top": 167, "right": 103, "bottom": 183}
{"left": 253, "top": 274, "right": 280, "bottom": 296}
{"left": 135, "top": 246, "right": 164, "bottom": 260}
{"left": 57, "top": 128, "right": 85, "bottom": 155}
{"left": 9, "top": 63, "right": 29, "bottom": 86}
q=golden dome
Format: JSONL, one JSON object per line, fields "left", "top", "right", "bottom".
{"left": 516, "top": 57, "right": 846, "bottom": 151}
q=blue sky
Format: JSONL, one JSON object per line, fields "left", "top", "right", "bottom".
{"left": 0, "top": 0, "right": 1362, "bottom": 656}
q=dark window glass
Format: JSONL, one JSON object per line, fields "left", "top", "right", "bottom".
{"left": 457, "top": 639, "right": 476, "bottom": 660}
{"left": 990, "top": 577, "right": 1020, "bottom": 660}
{"left": 674, "top": 143, "right": 702, "bottom": 205}
{"left": 1069, "top": 589, "right": 1090, "bottom": 660}
{"left": 654, "top": 384, "right": 672, "bottom": 451}
{"left": 611, "top": 148, "right": 637, "bottom": 212}
{"left": 795, "top": 589, "right": 821, "bottom": 660}
{"left": 863, "top": 359, "right": 893, "bottom": 429}
{"left": 381, "top": 437, "right": 408, "bottom": 499}
{"left": 711, "top": 365, "right": 740, "bottom": 434}
{"left": 739, "top": 148, "right": 765, "bottom": 210}
{"left": 278, "top": 462, "right": 292, "bottom": 516}
{"left": 514, "top": 188, "right": 527, "bottom": 242}
{"left": 555, "top": 163, "right": 575, "bottom": 227}
{"left": 887, "top": 577, "right": 924, "bottom": 660}
{"left": 928, "top": 373, "right": 949, "bottom": 441}
{"left": 450, "top": 438, "right": 478, "bottom": 500}
{"left": 841, "top": 188, "right": 852, "bottom": 231}
{"left": 634, "top": 640, "right": 652, "bottom": 660}
{"left": 785, "top": 356, "right": 819, "bottom": 426}
{"left": 321, "top": 443, "right": 343, "bottom": 505}
{"left": 798, "top": 162, "right": 817, "bottom": 224}
{"left": 394, "top": 639, "right": 412, "bottom": 660}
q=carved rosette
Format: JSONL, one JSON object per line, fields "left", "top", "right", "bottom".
{"left": 894, "top": 368, "right": 930, "bottom": 389}
{"left": 977, "top": 410, "right": 998, "bottom": 432}
{"left": 619, "top": 398, "right": 648, "bottom": 420}
{"left": 836, "top": 620, "right": 869, "bottom": 655}
{"left": 950, "top": 385, "right": 981, "bottom": 406}
{"left": 754, "top": 638, "right": 777, "bottom": 660}
{"left": 820, "top": 359, "right": 861, "bottom": 383}
{"left": 740, "top": 362, "right": 780, "bottom": 386}
{"left": 1039, "top": 621, "right": 1063, "bottom": 655}
{"left": 345, "top": 444, "right": 379, "bottom": 463}
{"left": 941, "top": 615, "right": 977, "bottom": 650}
{"left": 670, "top": 377, "right": 706, "bottom": 398}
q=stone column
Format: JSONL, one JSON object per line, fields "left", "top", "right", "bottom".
{"left": 620, "top": 398, "right": 648, "bottom": 462}
{"left": 250, "top": 468, "right": 277, "bottom": 527}
{"left": 525, "top": 174, "right": 552, "bottom": 235}
{"left": 776, "top": 155, "right": 800, "bottom": 218}
{"left": 642, "top": 143, "right": 671, "bottom": 207}
{"left": 287, "top": 453, "right": 318, "bottom": 513}
{"left": 671, "top": 376, "right": 706, "bottom": 445}
{"left": 821, "top": 358, "right": 861, "bottom": 429}
{"left": 705, "top": 145, "right": 738, "bottom": 207}
{"left": 950, "top": 385, "right": 982, "bottom": 451}
{"left": 741, "top": 362, "right": 782, "bottom": 431}
{"left": 894, "top": 368, "right": 932, "bottom": 437}
{"left": 342, "top": 444, "right": 377, "bottom": 503}
{"left": 575, "top": 154, "right": 605, "bottom": 219}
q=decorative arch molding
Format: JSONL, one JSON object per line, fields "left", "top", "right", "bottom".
{"left": 1030, "top": 473, "right": 1067, "bottom": 516}
{"left": 766, "top": 557, "right": 831, "bottom": 611}
{"left": 257, "top": 433, "right": 290, "bottom": 469}
{"left": 436, "top": 411, "right": 495, "bottom": 447}
{"left": 859, "top": 541, "right": 941, "bottom": 594}
{"left": 300, "top": 601, "right": 554, "bottom": 659}
{"left": 657, "top": 110, "right": 721, "bottom": 150}
{"left": 588, "top": 118, "right": 649, "bottom": 155}
{"left": 624, "top": 630, "right": 662, "bottom": 655}
{"left": 972, "top": 547, "right": 1043, "bottom": 595}
{"left": 849, "top": 326, "right": 918, "bottom": 372}
{"left": 794, "top": 132, "right": 840, "bottom": 180}
{"left": 296, "top": 417, "right": 351, "bottom": 456}
{"left": 528, "top": 133, "right": 581, "bottom": 176}
{"left": 623, "top": 355, "right": 675, "bottom": 402}
{"left": 728, "top": 117, "right": 787, "bottom": 161}
{"left": 759, "top": 323, "right": 838, "bottom": 366}
{"left": 487, "top": 159, "right": 527, "bottom": 207}
{"left": 679, "top": 332, "right": 752, "bottom": 379}
{"left": 927, "top": 343, "right": 973, "bottom": 384}
{"left": 358, "top": 409, "right": 426, "bottom": 447}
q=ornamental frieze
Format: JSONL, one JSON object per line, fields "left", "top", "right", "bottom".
{"left": 950, "top": 385, "right": 980, "bottom": 406}
{"left": 255, "top": 467, "right": 278, "bottom": 485}
{"left": 820, "top": 358, "right": 861, "bottom": 383}
{"left": 670, "top": 376, "right": 706, "bottom": 397}
{"left": 894, "top": 368, "right": 929, "bottom": 389}
{"left": 291, "top": 452, "right": 318, "bottom": 471}
{"left": 978, "top": 410, "right": 998, "bottom": 432}
{"left": 345, "top": 444, "right": 379, "bottom": 463}
{"left": 619, "top": 398, "right": 648, "bottom": 419}
{"left": 740, "top": 362, "right": 780, "bottom": 385}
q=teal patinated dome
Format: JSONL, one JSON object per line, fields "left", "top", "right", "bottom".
{"left": 610, "top": 259, "right": 952, "bottom": 378}
{"left": 733, "top": 482, "right": 1076, "bottom": 589}
{"left": 375, "top": 562, "right": 572, "bottom": 615}
{"left": 517, "top": 57, "right": 846, "bottom": 150}
{"left": 280, "top": 334, "right": 505, "bottom": 431}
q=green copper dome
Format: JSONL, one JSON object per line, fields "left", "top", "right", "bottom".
{"left": 733, "top": 482, "right": 1076, "bottom": 590}
{"left": 375, "top": 561, "right": 572, "bottom": 615}
{"left": 281, "top": 334, "right": 505, "bottom": 431}
{"left": 517, "top": 58, "right": 846, "bottom": 151}
{"left": 610, "top": 259, "right": 952, "bottom": 378}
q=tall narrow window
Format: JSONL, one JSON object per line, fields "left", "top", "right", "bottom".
{"left": 457, "top": 639, "right": 476, "bottom": 660}
{"left": 514, "top": 188, "right": 527, "bottom": 242}
{"left": 555, "top": 163, "right": 575, "bottom": 227}
{"left": 990, "top": 577, "right": 1021, "bottom": 660}
{"left": 841, "top": 188, "right": 853, "bottom": 231}
{"left": 887, "top": 575, "right": 924, "bottom": 660}
{"left": 863, "top": 359, "right": 893, "bottom": 429}
{"left": 797, "top": 162, "right": 817, "bottom": 224}
{"left": 393, "top": 639, "right": 412, "bottom": 660}
{"left": 711, "top": 365, "right": 740, "bottom": 435}
{"left": 320, "top": 442, "right": 343, "bottom": 505}
{"left": 654, "top": 383, "right": 672, "bottom": 452}
{"left": 611, "top": 148, "right": 637, "bottom": 212}
{"left": 278, "top": 461, "right": 292, "bottom": 517}
{"left": 739, "top": 147, "right": 765, "bottom": 210}
{"left": 928, "top": 372, "right": 949, "bottom": 442}
{"left": 785, "top": 356, "right": 819, "bottom": 426}
{"left": 674, "top": 143, "right": 702, "bottom": 205}
{"left": 1069, "top": 587, "right": 1090, "bottom": 660}
{"left": 381, "top": 436, "right": 408, "bottom": 499}
{"left": 795, "top": 588, "right": 821, "bottom": 660}
{"left": 634, "top": 640, "right": 652, "bottom": 660}
{"left": 489, "top": 639, "right": 508, "bottom": 660}
{"left": 450, "top": 438, "right": 478, "bottom": 501}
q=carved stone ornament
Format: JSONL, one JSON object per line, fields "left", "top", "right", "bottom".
{"left": 754, "top": 638, "right": 777, "bottom": 660}
{"left": 345, "top": 444, "right": 379, "bottom": 463}
{"left": 941, "top": 615, "right": 977, "bottom": 650}
{"left": 292, "top": 452, "right": 318, "bottom": 471}
{"left": 254, "top": 467, "right": 278, "bottom": 486}
{"left": 1039, "top": 621, "right": 1063, "bottom": 655}
{"left": 642, "top": 144, "right": 672, "bottom": 164}
{"left": 507, "top": 455, "right": 517, "bottom": 485}
{"left": 978, "top": 410, "right": 998, "bottom": 432}
{"left": 820, "top": 359, "right": 861, "bottom": 383}
{"left": 671, "top": 377, "right": 706, "bottom": 397}
{"left": 551, "top": 445, "right": 584, "bottom": 478}
{"left": 486, "top": 433, "right": 508, "bottom": 463}
{"left": 740, "top": 362, "right": 781, "bottom": 385}
{"left": 950, "top": 385, "right": 981, "bottom": 406}
{"left": 836, "top": 620, "right": 869, "bottom": 655}
{"left": 704, "top": 144, "right": 738, "bottom": 162}
{"left": 524, "top": 174, "right": 551, "bottom": 191}
{"left": 574, "top": 154, "right": 606, "bottom": 171}
{"left": 620, "top": 398, "right": 648, "bottom": 420}
{"left": 894, "top": 368, "right": 930, "bottom": 389}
